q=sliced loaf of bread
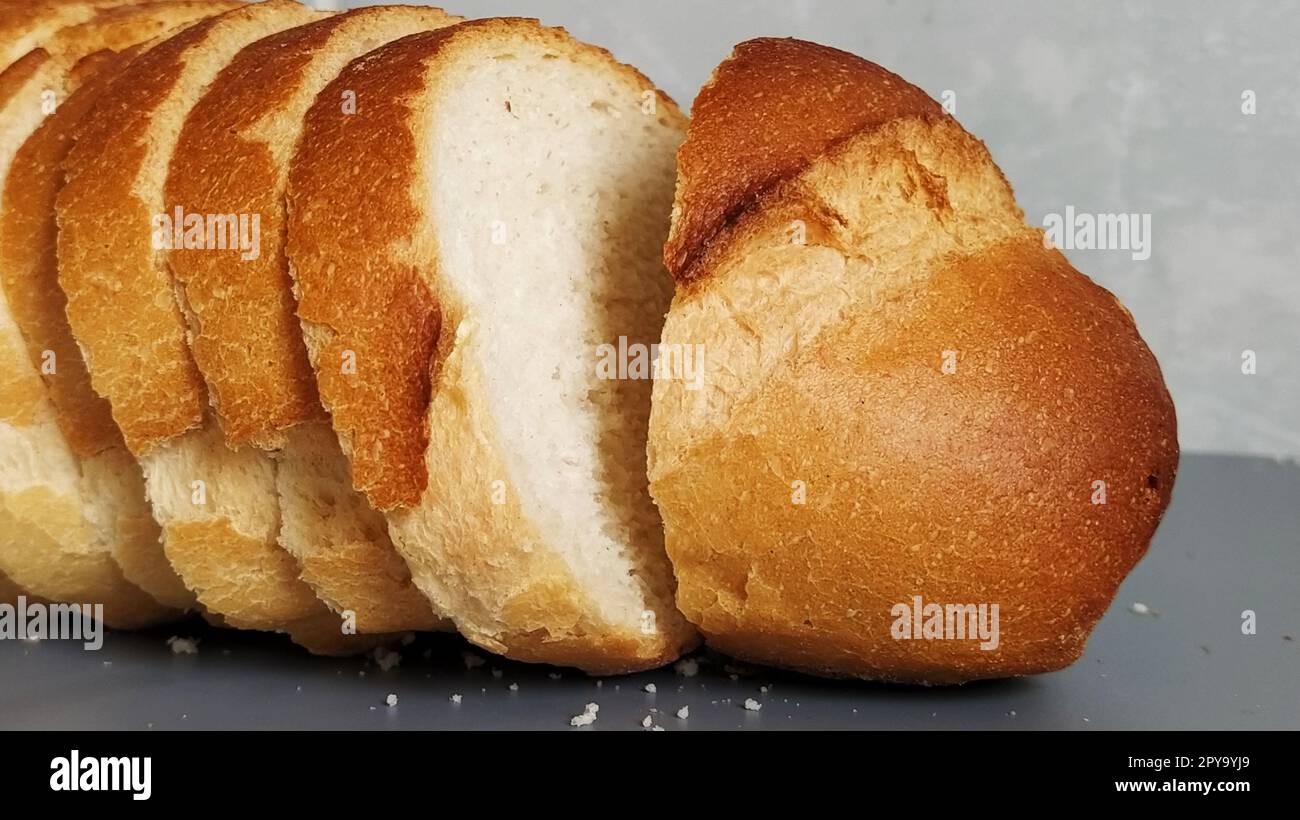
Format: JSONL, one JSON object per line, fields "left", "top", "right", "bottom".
{"left": 166, "top": 5, "right": 463, "bottom": 634}
{"left": 287, "top": 18, "right": 697, "bottom": 673}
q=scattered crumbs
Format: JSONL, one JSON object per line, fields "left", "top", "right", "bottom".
{"left": 852, "top": 708, "right": 858, "bottom": 714}
{"left": 677, "top": 686, "right": 684, "bottom": 693}
{"left": 759, "top": 685, "right": 769, "bottom": 693}
{"left": 296, "top": 685, "right": 302, "bottom": 692}
{"left": 729, "top": 674, "right": 738, "bottom": 681}
{"left": 743, "top": 698, "right": 762, "bottom": 712}
{"left": 462, "top": 651, "right": 486, "bottom": 669}
{"left": 676, "top": 706, "right": 689, "bottom": 720}
{"left": 1007, "top": 710, "right": 1017, "bottom": 717}
{"left": 166, "top": 636, "right": 199, "bottom": 655}
{"left": 652, "top": 726, "right": 665, "bottom": 732}
{"left": 674, "top": 658, "right": 700, "bottom": 677}
{"left": 644, "top": 683, "right": 657, "bottom": 694}
{"left": 650, "top": 707, "right": 658, "bottom": 713}
{"left": 358, "top": 670, "right": 367, "bottom": 678}
{"left": 1082, "top": 717, "right": 1091, "bottom": 723}
{"left": 641, "top": 715, "right": 653, "bottom": 729}
{"left": 181, "top": 714, "right": 187, "bottom": 720}
{"left": 450, "top": 694, "right": 462, "bottom": 704}
{"left": 400, "top": 632, "right": 416, "bottom": 646}
{"left": 102, "top": 661, "right": 112, "bottom": 668}
{"left": 386, "top": 693, "right": 398, "bottom": 707}
{"left": 369, "top": 706, "right": 376, "bottom": 711}
{"left": 372, "top": 646, "right": 401, "bottom": 672}
{"left": 548, "top": 672, "right": 562, "bottom": 680}
{"left": 508, "top": 683, "right": 519, "bottom": 692}
{"left": 711, "top": 700, "right": 718, "bottom": 705}
{"left": 480, "top": 688, "right": 486, "bottom": 693}
{"left": 492, "top": 668, "right": 503, "bottom": 679}
{"left": 570, "top": 702, "right": 599, "bottom": 727}
{"left": 614, "top": 684, "right": 620, "bottom": 691}
{"left": 147, "top": 723, "right": 153, "bottom": 729}
{"left": 1130, "top": 602, "right": 1159, "bottom": 616}
{"left": 596, "top": 680, "right": 603, "bottom": 689}
{"left": 1284, "top": 635, "right": 1293, "bottom": 642}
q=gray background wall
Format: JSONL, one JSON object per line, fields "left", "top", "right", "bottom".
{"left": 325, "top": 0, "right": 1300, "bottom": 459}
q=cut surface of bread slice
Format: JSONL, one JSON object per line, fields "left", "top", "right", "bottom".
{"left": 166, "top": 5, "right": 460, "bottom": 634}
{"left": 0, "top": 3, "right": 248, "bottom": 623}
{"left": 287, "top": 18, "right": 697, "bottom": 673}
{"left": 649, "top": 38, "right": 1179, "bottom": 683}
{"left": 56, "top": 0, "right": 380, "bottom": 649}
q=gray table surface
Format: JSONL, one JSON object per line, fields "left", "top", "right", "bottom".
{"left": 1, "top": 453, "right": 1296, "bottom": 730}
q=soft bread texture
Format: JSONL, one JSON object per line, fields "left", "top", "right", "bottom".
{"left": 165, "top": 5, "right": 460, "bottom": 633}
{"left": 0, "top": 3, "right": 248, "bottom": 623}
{"left": 56, "top": 0, "right": 384, "bottom": 650}
{"left": 287, "top": 18, "right": 697, "bottom": 673}
{"left": 649, "top": 38, "right": 1179, "bottom": 684}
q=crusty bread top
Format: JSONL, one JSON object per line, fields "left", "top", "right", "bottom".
{"left": 167, "top": 4, "right": 459, "bottom": 450}
{"left": 664, "top": 37, "right": 946, "bottom": 282}
{"left": 1, "top": 5, "right": 244, "bottom": 459}
{"left": 57, "top": 0, "right": 321, "bottom": 455}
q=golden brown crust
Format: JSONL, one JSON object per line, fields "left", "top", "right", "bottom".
{"left": 286, "top": 23, "right": 444, "bottom": 510}
{"left": 658, "top": 235, "right": 1178, "bottom": 683}
{"left": 167, "top": 5, "right": 458, "bottom": 449}
{"left": 664, "top": 37, "right": 944, "bottom": 283}
{"left": 651, "top": 38, "right": 1180, "bottom": 683}
{"left": 1, "top": 49, "right": 131, "bottom": 457}
{"left": 57, "top": 0, "right": 316, "bottom": 456}
{"left": 57, "top": 18, "right": 216, "bottom": 454}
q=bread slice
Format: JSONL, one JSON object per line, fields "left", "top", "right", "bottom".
{"left": 649, "top": 38, "right": 1179, "bottom": 683}
{"left": 55, "top": 0, "right": 387, "bottom": 652}
{"left": 287, "top": 18, "right": 697, "bottom": 673}
{"left": 165, "top": 5, "right": 460, "bottom": 634}
{"left": 0, "top": 4, "right": 249, "bottom": 625}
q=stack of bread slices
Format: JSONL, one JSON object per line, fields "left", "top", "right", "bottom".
{"left": 0, "top": 1, "right": 1177, "bottom": 683}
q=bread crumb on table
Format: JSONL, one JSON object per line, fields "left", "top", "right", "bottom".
{"left": 676, "top": 706, "right": 689, "bottom": 720}
{"left": 450, "top": 693, "right": 462, "bottom": 704}
{"left": 743, "top": 698, "right": 762, "bottom": 711}
{"left": 644, "top": 683, "right": 657, "bottom": 694}
{"left": 386, "top": 693, "right": 398, "bottom": 707}
{"left": 166, "top": 636, "right": 199, "bottom": 655}
{"left": 570, "top": 702, "right": 599, "bottom": 727}
{"left": 674, "top": 658, "right": 699, "bottom": 677}
{"left": 372, "top": 647, "right": 401, "bottom": 671}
